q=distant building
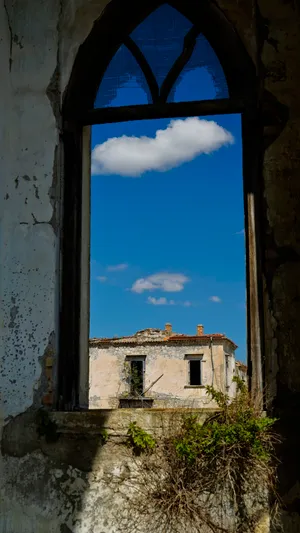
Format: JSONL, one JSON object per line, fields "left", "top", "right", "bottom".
{"left": 89, "top": 323, "right": 247, "bottom": 408}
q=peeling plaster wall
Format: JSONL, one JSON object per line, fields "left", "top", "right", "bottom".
{"left": 0, "top": 0, "right": 60, "bottom": 419}
{"left": 0, "top": 409, "right": 269, "bottom": 533}
{"left": 0, "top": 0, "right": 12, "bottom": 429}
{"left": 0, "top": 0, "right": 300, "bottom": 531}
{"left": 0, "top": 0, "right": 111, "bottom": 420}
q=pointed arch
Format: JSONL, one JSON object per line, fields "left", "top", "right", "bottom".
{"left": 63, "top": 0, "right": 256, "bottom": 119}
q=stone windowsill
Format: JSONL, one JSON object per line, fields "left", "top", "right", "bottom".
{"left": 184, "top": 385, "right": 206, "bottom": 389}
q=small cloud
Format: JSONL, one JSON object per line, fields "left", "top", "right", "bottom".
{"left": 96, "top": 276, "right": 107, "bottom": 283}
{"left": 235, "top": 229, "right": 245, "bottom": 236}
{"left": 131, "top": 273, "right": 189, "bottom": 294}
{"left": 92, "top": 117, "right": 234, "bottom": 177}
{"left": 147, "top": 297, "right": 169, "bottom": 306}
{"left": 106, "top": 263, "right": 128, "bottom": 272}
{"left": 147, "top": 297, "right": 192, "bottom": 307}
{"left": 209, "top": 296, "right": 222, "bottom": 303}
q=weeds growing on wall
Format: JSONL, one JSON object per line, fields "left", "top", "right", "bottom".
{"left": 120, "top": 361, "right": 144, "bottom": 398}
{"left": 127, "top": 421, "right": 156, "bottom": 455}
{"left": 119, "top": 378, "right": 280, "bottom": 533}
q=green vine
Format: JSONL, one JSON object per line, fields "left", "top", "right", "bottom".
{"left": 122, "top": 361, "right": 144, "bottom": 397}
{"left": 127, "top": 421, "right": 156, "bottom": 455}
{"left": 99, "top": 428, "right": 108, "bottom": 444}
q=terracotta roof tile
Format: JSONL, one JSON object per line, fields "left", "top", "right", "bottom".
{"left": 89, "top": 330, "right": 238, "bottom": 349}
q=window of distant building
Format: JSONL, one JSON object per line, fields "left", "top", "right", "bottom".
{"left": 185, "top": 355, "right": 203, "bottom": 386}
{"left": 225, "top": 353, "right": 230, "bottom": 389}
{"left": 126, "top": 356, "right": 145, "bottom": 396}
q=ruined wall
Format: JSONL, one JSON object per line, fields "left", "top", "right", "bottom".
{"left": 1, "top": 408, "right": 269, "bottom": 533}
{"left": 1, "top": 0, "right": 300, "bottom": 531}
{"left": 0, "top": 2, "right": 117, "bottom": 531}
{"left": 89, "top": 341, "right": 230, "bottom": 409}
{"left": 261, "top": 3, "right": 300, "bottom": 528}
{"left": 0, "top": 0, "right": 111, "bottom": 420}
{"left": 0, "top": 0, "right": 60, "bottom": 420}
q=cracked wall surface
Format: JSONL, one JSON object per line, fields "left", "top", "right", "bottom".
{"left": 0, "top": 409, "right": 269, "bottom": 533}
{"left": 0, "top": 0, "right": 110, "bottom": 420}
{"left": 0, "top": 0, "right": 60, "bottom": 420}
{"left": 0, "top": 0, "right": 300, "bottom": 531}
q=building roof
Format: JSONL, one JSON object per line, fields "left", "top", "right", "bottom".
{"left": 89, "top": 327, "right": 238, "bottom": 350}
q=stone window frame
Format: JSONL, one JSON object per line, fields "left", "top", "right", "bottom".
{"left": 58, "top": 0, "right": 288, "bottom": 411}
{"left": 185, "top": 354, "right": 205, "bottom": 388}
{"left": 125, "top": 355, "right": 146, "bottom": 396}
{"left": 225, "top": 353, "right": 231, "bottom": 390}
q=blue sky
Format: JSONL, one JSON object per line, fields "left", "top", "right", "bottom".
{"left": 90, "top": 64, "right": 246, "bottom": 361}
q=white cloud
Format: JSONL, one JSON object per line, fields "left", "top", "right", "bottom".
{"left": 147, "top": 297, "right": 169, "bottom": 306}
{"left": 209, "top": 296, "right": 222, "bottom": 303}
{"left": 147, "top": 297, "right": 192, "bottom": 307}
{"left": 235, "top": 229, "right": 245, "bottom": 236}
{"left": 131, "top": 273, "right": 189, "bottom": 293}
{"left": 92, "top": 117, "right": 234, "bottom": 177}
{"left": 106, "top": 263, "right": 128, "bottom": 272}
{"left": 96, "top": 276, "right": 107, "bottom": 283}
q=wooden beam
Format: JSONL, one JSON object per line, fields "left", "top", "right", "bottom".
{"left": 76, "top": 99, "right": 246, "bottom": 126}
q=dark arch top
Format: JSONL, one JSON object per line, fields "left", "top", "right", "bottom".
{"left": 63, "top": 0, "right": 256, "bottom": 119}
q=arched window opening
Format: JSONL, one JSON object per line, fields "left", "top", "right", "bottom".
{"left": 94, "top": 4, "right": 228, "bottom": 109}
{"left": 60, "top": 0, "right": 262, "bottom": 411}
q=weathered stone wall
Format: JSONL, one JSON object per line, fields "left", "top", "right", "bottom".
{"left": 0, "top": 0, "right": 60, "bottom": 420}
{"left": 1, "top": 409, "right": 206, "bottom": 533}
{"left": 254, "top": 3, "right": 300, "bottom": 530}
{"left": 0, "top": 0, "right": 111, "bottom": 420}
{"left": 1, "top": 0, "right": 300, "bottom": 531}
{"left": 89, "top": 341, "right": 231, "bottom": 409}
{"left": 1, "top": 408, "right": 268, "bottom": 533}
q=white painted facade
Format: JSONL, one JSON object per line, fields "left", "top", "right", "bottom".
{"left": 89, "top": 325, "right": 246, "bottom": 408}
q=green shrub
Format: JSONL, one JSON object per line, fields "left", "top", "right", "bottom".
{"left": 120, "top": 378, "right": 280, "bottom": 533}
{"left": 175, "top": 378, "right": 277, "bottom": 465}
{"left": 127, "top": 421, "right": 156, "bottom": 455}
{"left": 100, "top": 428, "right": 108, "bottom": 444}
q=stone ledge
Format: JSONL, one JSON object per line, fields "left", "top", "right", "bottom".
{"left": 1, "top": 408, "right": 218, "bottom": 472}
{"left": 50, "top": 407, "right": 218, "bottom": 437}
